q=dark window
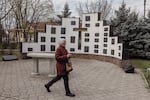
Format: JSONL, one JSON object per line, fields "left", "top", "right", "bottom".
{"left": 70, "top": 48, "right": 75, "bottom": 52}
{"left": 111, "top": 50, "right": 115, "bottom": 55}
{"left": 78, "top": 31, "right": 82, "bottom": 50}
{"left": 103, "top": 44, "right": 107, "bottom": 47}
{"left": 41, "top": 37, "right": 45, "bottom": 42}
{"left": 28, "top": 48, "right": 33, "bottom": 51}
{"left": 41, "top": 45, "right": 45, "bottom": 51}
{"left": 85, "top": 33, "right": 89, "bottom": 37}
{"left": 84, "top": 46, "right": 89, "bottom": 52}
{"left": 85, "top": 38, "right": 89, "bottom": 42}
{"left": 51, "top": 27, "right": 56, "bottom": 34}
{"left": 111, "top": 39, "right": 115, "bottom": 44}
{"left": 85, "top": 16, "right": 90, "bottom": 21}
{"left": 51, "top": 37, "right": 56, "bottom": 42}
{"left": 94, "top": 45, "right": 99, "bottom": 48}
{"left": 98, "top": 13, "right": 101, "bottom": 21}
{"left": 104, "top": 38, "right": 108, "bottom": 42}
{"left": 119, "top": 46, "right": 121, "bottom": 50}
{"left": 85, "top": 24, "right": 90, "bottom": 27}
{"left": 119, "top": 53, "right": 121, "bottom": 56}
{"left": 95, "top": 33, "right": 99, "bottom": 37}
{"left": 94, "top": 50, "right": 99, "bottom": 53}
{"left": 95, "top": 39, "right": 99, "bottom": 42}
{"left": 61, "top": 37, "right": 66, "bottom": 39}
{"left": 71, "top": 21, "right": 76, "bottom": 25}
{"left": 104, "top": 28, "right": 108, "bottom": 31}
{"left": 104, "top": 33, "right": 108, "bottom": 36}
{"left": 61, "top": 28, "right": 66, "bottom": 34}
{"left": 70, "top": 36, "right": 75, "bottom": 43}
{"left": 51, "top": 45, "right": 55, "bottom": 51}
{"left": 103, "top": 49, "right": 107, "bottom": 54}
{"left": 95, "top": 23, "right": 100, "bottom": 27}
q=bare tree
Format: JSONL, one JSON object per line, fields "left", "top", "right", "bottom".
{"left": 11, "top": 0, "right": 54, "bottom": 42}
{"left": 0, "top": 0, "right": 13, "bottom": 21}
{"left": 0, "top": 0, "right": 13, "bottom": 45}
{"left": 2, "top": 13, "right": 13, "bottom": 44}
{"left": 76, "top": 0, "right": 112, "bottom": 20}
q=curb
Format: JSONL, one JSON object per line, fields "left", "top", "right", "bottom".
{"left": 138, "top": 69, "right": 150, "bottom": 88}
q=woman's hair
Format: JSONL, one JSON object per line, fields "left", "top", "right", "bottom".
{"left": 58, "top": 38, "right": 66, "bottom": 45}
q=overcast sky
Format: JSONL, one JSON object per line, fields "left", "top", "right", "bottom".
{"left": 52, "top": 0, "right": 150, "bottom": 17}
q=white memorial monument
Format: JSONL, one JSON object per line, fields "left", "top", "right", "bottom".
{"left": 22, "top": 13, "right": 123, "bottom": 76}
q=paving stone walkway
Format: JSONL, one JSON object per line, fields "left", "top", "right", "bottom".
{"left": 0, "top": 58, "right": 150, "bottom": 100}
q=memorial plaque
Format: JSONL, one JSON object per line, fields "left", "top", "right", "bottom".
{"left": 2, "top": 55, "right": 18, "bottom": 61}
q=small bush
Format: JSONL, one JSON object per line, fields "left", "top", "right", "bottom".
{"left": 9, "top": 43, "right": 18, "bottom": 49}
{"left": 2, "top": 42, "right": 9, "bottom": 49}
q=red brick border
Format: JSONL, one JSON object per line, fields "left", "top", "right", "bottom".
{"left": 72, "top": 53, "right": 123, "bottom": 67}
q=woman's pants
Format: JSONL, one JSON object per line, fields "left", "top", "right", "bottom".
{"left": 46, "top": 75, "right": 71, "bottom": 94}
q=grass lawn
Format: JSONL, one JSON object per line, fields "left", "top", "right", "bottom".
{"left": 130, "top": 59, "right": 150, "bottom": 85}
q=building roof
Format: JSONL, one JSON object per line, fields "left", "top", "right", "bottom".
{"left": 9, "top": 20, "right": 59, "bottom": 33}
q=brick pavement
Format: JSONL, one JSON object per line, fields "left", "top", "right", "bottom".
{"left": 0, "top": 58, "right": 150, "bottom": 100}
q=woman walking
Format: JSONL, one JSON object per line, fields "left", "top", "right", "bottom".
{"left": 45, "top": 38, "right": 75, "bottom": 97}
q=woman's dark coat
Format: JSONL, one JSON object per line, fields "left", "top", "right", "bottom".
{"left": 55, "top": 45, "right": 68, "bottom": 75}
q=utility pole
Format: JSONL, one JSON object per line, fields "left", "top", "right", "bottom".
{"left": 144, "top": 0, "right": 146, "bottom": 18}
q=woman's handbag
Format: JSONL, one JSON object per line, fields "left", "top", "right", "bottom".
{"left": 66, "top": 59, "right": 73, "bottom": 72}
